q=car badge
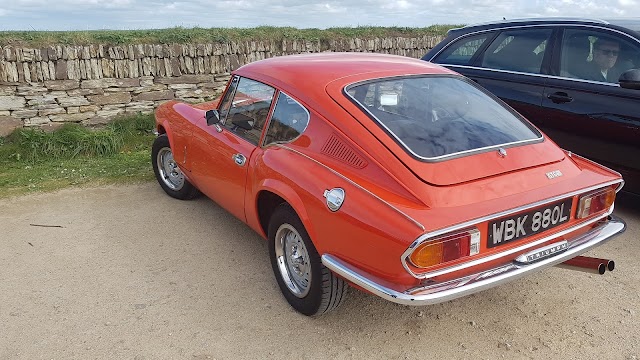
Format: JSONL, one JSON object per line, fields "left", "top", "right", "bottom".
{"left": 498, "top": 148, "right": 507, "bottom": 158}
{"left": 515, "top": 241, "right": 568, "bottom": 264}
{"left": 546, "top": 170, "right": 563, "bottom": 179}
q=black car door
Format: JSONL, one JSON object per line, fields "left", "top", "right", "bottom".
{"left": 540, "top": 26, "right": 640, "bottom": 194}
{"left": 432, "top": 27, "right": 556, "bottom": 122}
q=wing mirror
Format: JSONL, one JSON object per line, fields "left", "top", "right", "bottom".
{"left": 205, "top": 109, "right": 220, "bottom": 126}
{"left": 619, "top": 69, "right": 640, "bottom": 90}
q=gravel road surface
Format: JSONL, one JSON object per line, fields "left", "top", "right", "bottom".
{"left": 1, "top": 184, "right": 638, "bottom": 359}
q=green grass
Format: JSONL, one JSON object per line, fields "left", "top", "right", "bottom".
{"left": 0, "top": 25, "right": 461, "bottom": 47}
{"left": 0, "top": 114, "right": 157, "bottom": 198}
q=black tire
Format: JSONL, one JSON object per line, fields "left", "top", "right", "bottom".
{"left": 268, "top": 204, "right": 348, "bottom": 316}
{"left": 151, "top": 134, "right": 199, "bottom": 200}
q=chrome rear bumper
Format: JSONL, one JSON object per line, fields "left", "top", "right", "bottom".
{"left": 321, "top": 216, "right": 626, "bottom": 306}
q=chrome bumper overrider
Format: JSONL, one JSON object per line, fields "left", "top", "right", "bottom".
{"left": 321, "top": 216, "right": 626, "bottom": 306}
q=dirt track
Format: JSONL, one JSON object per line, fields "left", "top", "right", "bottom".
{"left": 1, "top": 183, "right": 638, "bottom": 359}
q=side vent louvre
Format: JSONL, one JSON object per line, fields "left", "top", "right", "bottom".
{"left": 321, "top": 134, "right": 368, "bottom": 169}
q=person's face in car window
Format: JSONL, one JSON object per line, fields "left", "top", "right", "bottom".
{"left": 593, "top": 40, "right": 620, "bottom": 71}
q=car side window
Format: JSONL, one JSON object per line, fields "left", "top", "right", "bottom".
{"left": 559, "top": 29, "right": 640, "bottom": 83}
{"left": 222, "top": 77, "right": 275, "bottom": 145}
{"left": 217, "top": 76, "right": 239, "bottom": 121}
{"left": 264, "top": 93, "right": 309, "bottom": 146}
{"left": 432, "top": 32, "right": 493, "bottom": 65}
{"left": 480, "top": 28, "right": 552, "bottom": 74}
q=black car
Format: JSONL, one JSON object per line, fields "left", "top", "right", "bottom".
{"left": 423, "top": 18, "right": 640, "bottom": 196}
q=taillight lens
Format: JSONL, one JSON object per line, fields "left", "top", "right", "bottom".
{"left": 576, "top": 186, "right": 616, "bottom": 219}
{"left": 409, "top": 228, "right": 480, "bottom": 268}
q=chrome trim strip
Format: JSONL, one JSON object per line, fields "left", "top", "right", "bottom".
{"left": 401, "top": 178, "right": 623, "bottom": 279}
{"left": 322, "top": 216, "right": 625, "bottom": 306}
{"left": 276, "top": 145, "right": 425, "bottom": 231}
{"left": 442, "top": 64, "right": 623, "bottom": 86}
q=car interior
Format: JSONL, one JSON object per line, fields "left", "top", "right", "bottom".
{"left": 481, "top": 33, "right": 548, "bottom": 73}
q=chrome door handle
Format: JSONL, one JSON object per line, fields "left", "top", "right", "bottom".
{"left": 232, "top": 153, "right": 246, "bottom": 166}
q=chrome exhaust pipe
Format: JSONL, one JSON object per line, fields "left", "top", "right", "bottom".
{"left": 556, "top": 256, "right": 615, "bottom": 275}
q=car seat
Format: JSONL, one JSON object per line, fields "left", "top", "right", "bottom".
{"left": 561, "top": 34, "right": 591, "bottom": 79}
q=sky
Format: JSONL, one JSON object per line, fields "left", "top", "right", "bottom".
{"left": 0, "top": 0, "right": 638, "bottom": 31}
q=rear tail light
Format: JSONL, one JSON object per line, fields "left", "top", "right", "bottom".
{"left": 409, "top": 228, "right": 480, "bottom": 268}
{"left": 576, "top": 186, "right": 616, "bottom": 219}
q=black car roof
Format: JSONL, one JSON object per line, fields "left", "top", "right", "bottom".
{"left": 447, "top": 17, "right": 639, "bottom": 37}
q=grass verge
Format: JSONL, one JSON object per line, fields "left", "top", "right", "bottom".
{"left": 0, "top": 25, "right": 461, "bottom": 47}
{"left": 0, "top": 114, "right": 157, "bottom": 199}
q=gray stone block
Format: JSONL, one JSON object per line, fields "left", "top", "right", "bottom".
{"left": 0, "top": 96, "right": 25, "bottom": 111}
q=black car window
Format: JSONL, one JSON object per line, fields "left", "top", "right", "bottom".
{"left": 264, "top": 93, "right": 309, "bottom": 146}
{"left": 222, "top": 77, "right": 275, "bottom": 145}
{"left": 480, "top": 28, "right": 552, "bottom": 74}
{"left": 346, "top": 76, "right": 542, "bottom": 160}
{"left": 432, "top": 32, "right": 493, "bottom": 65}
{"left": 560, "top": 28, "right": 640, "bottom": 83}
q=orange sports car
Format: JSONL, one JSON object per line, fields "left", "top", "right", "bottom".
{"left": 152, "top": 53, "right": 626, "bottom": 316}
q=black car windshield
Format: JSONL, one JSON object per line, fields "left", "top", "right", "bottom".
{"left": 346, "top": 76, "right": 542, "bottom": 160}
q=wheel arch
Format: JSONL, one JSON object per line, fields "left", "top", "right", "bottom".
{"left": 156, "top": 119, "right": 175, "bottom": 148}
{"left": 255, "top": 180, "right": 316, "bottom": 243}
{"left": 154, "top": 100, "right": 181, "bottom": 148}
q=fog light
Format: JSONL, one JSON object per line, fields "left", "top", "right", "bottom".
{"left": 576, "top": 186, "right": 616, "bottom": 219}
{"left": 409, "top": 228, "right": 480, "bottom": 268}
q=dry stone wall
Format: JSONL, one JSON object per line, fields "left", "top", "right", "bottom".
{"left": 0, "top": 35, "right": 443, "bottom": 136}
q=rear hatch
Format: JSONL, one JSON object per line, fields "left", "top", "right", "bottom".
{"left": 327, "top": 73, "right": 566, "bottom": 186}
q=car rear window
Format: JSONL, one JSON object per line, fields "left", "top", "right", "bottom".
{"left": 345, "top": 76, "right": 542, "bottom": 161}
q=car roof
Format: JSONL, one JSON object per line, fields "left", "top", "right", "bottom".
{"left": 447, "top": 17, "right": 640, "bottom": 38}
{"left": 447, "top": 17, "right": 640, "bottom": 37}
{"left": 234, "top": 52, "right": 454, "bottom": 96}
{"left": 461, "top": 17, "right": 609, "bottom": 29}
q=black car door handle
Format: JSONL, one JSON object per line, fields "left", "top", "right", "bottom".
{"left": 547, "top": 92, "right": 573, "bottom": 104}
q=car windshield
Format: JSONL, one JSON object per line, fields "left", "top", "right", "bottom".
{"left": 345, "top": 76, "right": 542, "bottom": 160}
